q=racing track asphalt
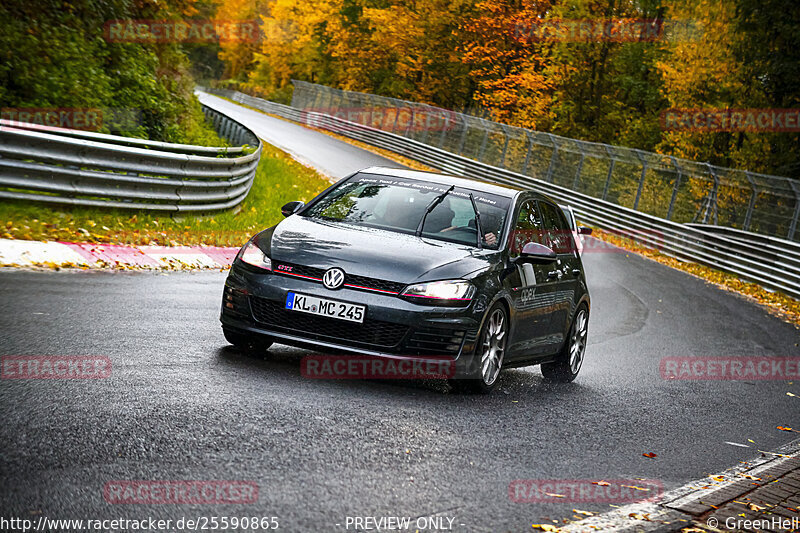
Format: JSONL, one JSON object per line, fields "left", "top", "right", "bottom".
{"left": 196, "top": 92, "right": 403, "bottom": 179}
{"left": 0, "top": 95, "right": 798, "bottom": 531}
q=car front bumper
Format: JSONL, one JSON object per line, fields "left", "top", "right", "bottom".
{"left": 220, "top": 264, "right": 483, "bottom": 366}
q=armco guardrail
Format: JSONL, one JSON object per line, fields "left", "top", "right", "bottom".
{"left": 0, "top": 104, "right": 261, "bottom": 212}
{"left": 201, "top": 87, "right": 800, "bottom": 299}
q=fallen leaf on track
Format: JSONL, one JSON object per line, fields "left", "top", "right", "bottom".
{"left": 642, "top": 452, "right": 658, "bottom": 459}
{"left": 621, "top": 485, "right": 651, "bottom": 491}
{"left": 531, "top": 524, "right": 559, "bottom": 531}
{"left": 758, "top": 450, "right": 792, "bottom": 457}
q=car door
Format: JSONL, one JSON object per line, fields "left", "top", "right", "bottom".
{"left": 503, "top": 198, "right": 560, "bottom": 360}
{"left": 538, "top": 200, "right": 580, "bottom": 347}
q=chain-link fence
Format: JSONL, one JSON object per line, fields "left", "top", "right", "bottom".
{"left": 291, "top": 80, "right": 800, "bottom": 242}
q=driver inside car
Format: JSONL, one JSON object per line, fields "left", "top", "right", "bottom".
{"left": 425, "top": 198, "right": 500, "bottom": 247}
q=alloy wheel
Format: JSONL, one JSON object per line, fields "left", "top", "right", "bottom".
{"left": 569, "top": 309, "right": 588, "bottom": 374}
{"left": 480, "top": 308, "right": 507, "bottom": 386}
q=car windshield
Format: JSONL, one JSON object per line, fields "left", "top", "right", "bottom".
{"left": 303, "top": 174, "right": 511, "bottom": 249}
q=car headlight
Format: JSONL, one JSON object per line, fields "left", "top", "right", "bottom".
{"left": 401, "top": 280, "right": 475, "bottom": 301}
{"left": 238, "top": 241, "right": 272, "bottom": 271}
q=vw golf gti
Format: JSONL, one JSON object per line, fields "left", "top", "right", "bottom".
{"left": 221, "top": 167, "right": 591, "bottom": 392}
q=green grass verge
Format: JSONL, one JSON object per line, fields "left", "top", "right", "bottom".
{"left": 0, "top": 144, "right": 332, "bottom": 247}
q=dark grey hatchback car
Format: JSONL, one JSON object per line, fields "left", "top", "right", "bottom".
{"left": 221, "top": 167, "right": 591, "bottom": 392}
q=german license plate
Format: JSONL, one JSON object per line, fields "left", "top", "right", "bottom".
{"left": 285, "top": 292, "right": 365, "bottom": 323}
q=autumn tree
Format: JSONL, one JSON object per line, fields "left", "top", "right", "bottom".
{"left": 459, "top": 0, "right": 556, "bottom": 129}
{"left": 534, "top": 0, "right": 670, "bottom": 147}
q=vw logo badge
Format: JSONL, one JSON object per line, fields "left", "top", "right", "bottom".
{"left": 322, "top": 268, "right": 345, "bottom": 290}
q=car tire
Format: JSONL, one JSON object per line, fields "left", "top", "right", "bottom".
{"left": 223, "top": 327, "right": 273, "bottom": 354}
{"left": 451, "top": 303, "right": 508, "bottom": 394}
{"left": 541, "top": 304, "right": 588, "bottom": 383}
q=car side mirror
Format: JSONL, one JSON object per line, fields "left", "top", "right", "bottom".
{"left": 281, "top": 201, "right": 305, "bottom": 217}
{"left": 577, "top": 226, "right": 592, "bottom": 235}
{"left": 516, "top": 242, "right": 557, "bottom": 264}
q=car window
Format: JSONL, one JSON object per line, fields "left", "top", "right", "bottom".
{"left": 540, "top": 201, "right": 575, "bottom": 254}
{"left": 303, "top": 174, "right": 510, "bottom": 249}
{"left": 510, "top": 199, "right": 545, "bottom": 257}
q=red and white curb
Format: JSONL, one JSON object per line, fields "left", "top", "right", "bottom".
{"left": 0, "top": 238, "right": 239, "bottom": 270}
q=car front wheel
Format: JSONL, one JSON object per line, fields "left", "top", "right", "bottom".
{"left": 541, "top": 305, "right": 588, "bottom": 382}
{"left": 451, "top": 303, "right": 508, "bottom": 393}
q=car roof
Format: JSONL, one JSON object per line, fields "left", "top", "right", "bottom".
{"left": 358, "top": 166, "right": 525, "bottom": 199}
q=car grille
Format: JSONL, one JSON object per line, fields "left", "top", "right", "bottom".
{"left": 249, "top": 296, "right": 409, "bottom": 348}
{"left": 273, "top": 262, "right": 406, "bottom": 294}
{"left": 405, "top": 327, "right": 468, "bottom": 356}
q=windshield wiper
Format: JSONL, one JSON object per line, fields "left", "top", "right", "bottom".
{"left": 469, "top": 193, "right": 483, "bottom": 250}
{"left": 415, "top": 185, "right": 455, "bottom": 237}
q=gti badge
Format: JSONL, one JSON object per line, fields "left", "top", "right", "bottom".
{"left": 322, "top": 267, "right": 345, "bottom": 290}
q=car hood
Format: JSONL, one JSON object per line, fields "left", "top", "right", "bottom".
{"left": 254, "top": 215, "right": 495, "bottom": 284}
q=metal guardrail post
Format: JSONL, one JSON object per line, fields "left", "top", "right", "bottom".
{"left": 702, "top": 164, "right": 720, "bottom": 225}
{"left": 499, "top": 125, "right": 510, "bottom": 168}
{"left": 572, "top": 145, "right": 585, "bottom": 191}
{"left": 457, "top": 120, "right": 469, "bottom": 156}
{"left": 743, "top": 172, "right": 758, "bottom": 232}
{"left": 405, "top": 108, "right": 414, "bottom": 137}
{"left": 666, "top": 157, "right": 682, "bottom": 221}
{"left": 789, "top": 180, "right": 800, "bottom": 241}
{"left": 545, "top": 134, "right": 558, "bottom": 183}
{"left": 601, "top": 146, "right": 615, "bottom": 201}
{"left": 391, "top": 106, "right": 401, "bottom": 133}
{"left": 437, "top": 110, "right": 450, "bottom": 149}
{"left": 477, "top": 124, "right": 490, "bottom": 162}
{"left": 420, "top": 106, "right": 431, "bottom": 145}
{"left": 633, "top": 151, "right": 647, "bottom": 211}
{"left": 522, "top": 131, "right": 533, "bottom": 177}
